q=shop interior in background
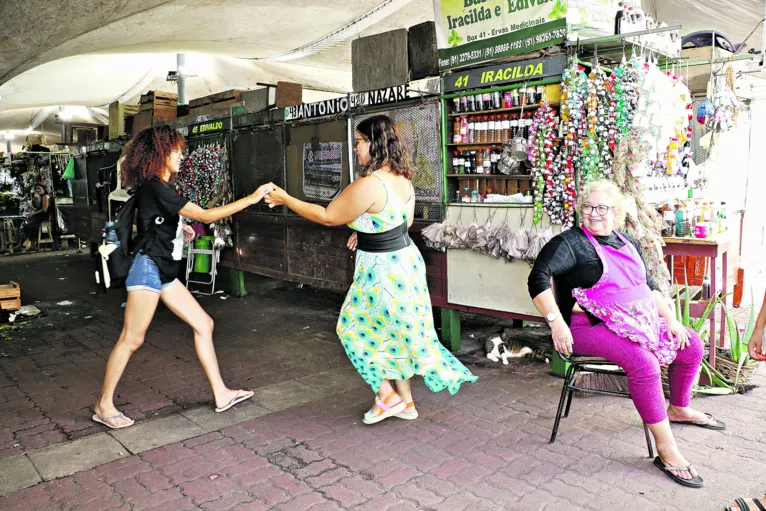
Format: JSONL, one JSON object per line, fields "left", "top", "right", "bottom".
{"left": 0, "top": 134, "right": 78, "bottom": 254}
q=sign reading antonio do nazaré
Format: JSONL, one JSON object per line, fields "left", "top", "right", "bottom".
{"left": 285, "top": 84, "right": 412, "bottom": 121}
{"left": 443, "top": 54, "right": 566, "bottom": 93}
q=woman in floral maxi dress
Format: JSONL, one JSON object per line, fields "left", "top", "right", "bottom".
{"left": 264, "top": 115, "right": 477, "bottom": 424}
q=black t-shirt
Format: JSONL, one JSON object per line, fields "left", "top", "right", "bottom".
{"left": 527, "top": 227, "right": 659, "bottom": 326}
{"left": 137, "top": 179, "right": 189, "bottom": 283}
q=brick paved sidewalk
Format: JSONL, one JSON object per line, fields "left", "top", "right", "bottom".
{"left": 0, "top": 252, "right": 348, "bottom": 460}
{"left": 2, "top": 253, "right": 766, "bottom": 510}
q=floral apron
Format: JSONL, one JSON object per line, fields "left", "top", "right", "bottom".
{"left": 572, "top": 228, "right": 677, "bottom": 366}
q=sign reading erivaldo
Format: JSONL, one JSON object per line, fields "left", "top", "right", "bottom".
{"left": 189, "top": 117, "right": 231, "bottom": 136}
{"left": 434, "top": 0, "right": 568, "bottom": 71}
{"left": 443, "top": 54, "right": 566, "bottom": 93}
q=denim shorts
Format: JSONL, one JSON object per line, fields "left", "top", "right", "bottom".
{"left": 125, "top": 252, "right": 177, "bottom": 293}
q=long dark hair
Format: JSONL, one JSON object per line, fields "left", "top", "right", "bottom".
{"left": 355, "top": 115, "right": 414, "bottom": 179}
{"left": 121, "top": 125, "right": 185, "bottom": 189}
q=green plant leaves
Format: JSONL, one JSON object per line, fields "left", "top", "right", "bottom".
{"left": 549, "top": 0, "right": 567, "bottom": 20}
{"left": 448, "top": 30, "right": 463, "bottom": 47}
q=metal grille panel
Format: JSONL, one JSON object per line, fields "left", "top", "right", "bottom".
{"left": 231, "top": 127, "right": 285, "bottom": 214}
{"left": 352, "top": 101, "right": 444, "bottom": 209}
{"left": 286, "top": 119, "right": 349, "bottom": 206}
{"left": 72, "top": 155, "right": 89, "bottom": 205}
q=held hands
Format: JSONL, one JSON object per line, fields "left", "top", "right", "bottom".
{"left": 749, "top": 327, "right": 766, "bottom": 361}
{"left": 182, "top": 224, "right": 196, "bottom": 242}
{"left": 551, "top": 320, "right": 574, "bottom": 357}
{"left": 667, "top": 319, "right": 690, "bottom": 350}
{"left": 248, "top": 183, "right": 275, "bottom": 205}
{"left": 263, "top": 183, "right": 288, "bottom": 209}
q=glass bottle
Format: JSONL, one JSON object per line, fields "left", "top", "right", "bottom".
{"left": 475, "top": 148, "right": 484, "bottom": 172}
{"left": 454, "top": 118, "right": 463, "bottom": 144}
{"left": 468, "top": 116, "right": 475, "bottom": 144}
{"left": 475, "top": 93, "right": 484, "bottom": 111}
{"left": 482, "top": 147, "right": 491, "bottom": 174}
{"left": 503, "top": 90, "right": 512, "bottom": 108}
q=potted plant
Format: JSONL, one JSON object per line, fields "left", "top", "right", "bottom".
{"left": 661, "top": 282, "right": 725, "bottom": 396}
{"left": 716, "top": 296, "right": 761, "bottom": 388}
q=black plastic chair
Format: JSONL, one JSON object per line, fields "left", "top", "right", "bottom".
{"left": 550, "top": 351, "right": 655, "bottom": 458}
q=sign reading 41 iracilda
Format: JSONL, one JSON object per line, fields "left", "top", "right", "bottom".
{"left": 434, "top": 0, "right": 568, "bottom": 71}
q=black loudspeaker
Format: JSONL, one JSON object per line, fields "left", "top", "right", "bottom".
{"left": 352, "top": 29, "right": 409, "bottom": 92}
{"left": 408, "top": 21, "right": 439, "bottom": 80}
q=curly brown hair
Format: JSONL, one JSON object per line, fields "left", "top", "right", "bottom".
{"left": 356, "top": 115, "right": 414, "bottom": 180}
{"left": 121, "top": 125, "right": 185, "bottom": 189}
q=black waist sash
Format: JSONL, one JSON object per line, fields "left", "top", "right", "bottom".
{"left": 356, "top": 222, "right": 411, "bottom": 253}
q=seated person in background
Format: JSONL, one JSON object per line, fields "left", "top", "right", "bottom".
{"left": 527, "top": 179, "right": 725, "bottom": 489}
{"left": 16, "top": 183, "right": 50, "bottom": 250}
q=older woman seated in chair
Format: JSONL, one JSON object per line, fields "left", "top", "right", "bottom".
{"left": 527, "top": 179, "right": 725, "bottom": 489}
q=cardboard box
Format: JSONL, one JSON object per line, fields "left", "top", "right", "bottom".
{"left": 275, "top": 82, "right": 302, "bottom": 108}
{"left": 681, "top": 47, "right": 733, "bottom": 94}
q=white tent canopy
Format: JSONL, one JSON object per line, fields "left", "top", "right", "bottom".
{"left": 0, "top": 0, "right": 763, "bottom": 143}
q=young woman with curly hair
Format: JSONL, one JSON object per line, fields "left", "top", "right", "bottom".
{"left": 93, "top": 126, "right": 273, "bottom": 429}
{"left": 264, "top": 115, "right": 476, "bottom": 425}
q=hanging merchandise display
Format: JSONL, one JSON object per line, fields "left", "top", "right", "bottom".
{"left": 177, "top": 142, "right": 234, "bottom": 248}
{"left": 528, "top": 104, "right": 563, "bottom": 225}
{"left": 612, "top": 133, "right": 672, "bottom": 295}
{"left": 421, "top": 208, "right": 550, "bottom": 263}
{"left": 559, "top": 64, "right": 588, "bottom": 228}
{"left": 697, "top": 66, "right": 741, "bottom": 152}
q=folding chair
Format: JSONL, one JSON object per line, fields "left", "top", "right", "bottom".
{"left": 550, "top": 351, "right": 655, "bottom": 458}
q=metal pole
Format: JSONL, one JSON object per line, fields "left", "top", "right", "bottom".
{"left": 59, "top": 106, "right": 67, "bottom": 143}
{"left": 177, "top": 54, "right": 187, "bottom": 106}
{"left": 5, "top": 138, "right": 11, "bottom": 156}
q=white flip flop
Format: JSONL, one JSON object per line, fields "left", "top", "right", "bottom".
{"left": 92, "top": 412, "right": 135, "bottom": 429}
{"left": 215, "top": 390, "right": 254, "bottom": 413}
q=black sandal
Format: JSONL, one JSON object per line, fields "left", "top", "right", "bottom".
{"left": 653, "top": 456, "right": 704, "bottom": 488}
{"left": 727, "top": 497, "right": 766, "bottom": 511}
{"left": 670, "top": 412, "right": 727, "bottom": 431}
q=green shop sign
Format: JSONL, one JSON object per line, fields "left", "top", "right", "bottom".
{"left": 434, "top": 0, "right": 568, "bottom": 71}
{"left": 189, "top": 117, "right": 231, "bottom": 136}
{"left": 443, "top": 53, "right": 566, "bottom": 93}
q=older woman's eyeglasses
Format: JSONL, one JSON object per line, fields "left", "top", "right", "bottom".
{"left": 583, "top": 204, "right": 610, "bottom": 216}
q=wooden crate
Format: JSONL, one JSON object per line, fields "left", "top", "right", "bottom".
{"left": 0, "top": 281, "right": 21, "bottom": 311}
{"left": 189, "top": 90, "right": 244, "bottom": 108}
{"left": 140, "top": 91, "right": 178, "bottom": 112}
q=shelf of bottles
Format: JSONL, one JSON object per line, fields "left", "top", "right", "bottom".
{"left": 444, "top": 84, "right": 560, "bottom": 203}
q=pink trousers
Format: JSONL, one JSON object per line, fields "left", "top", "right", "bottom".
{"left": 569, "top": 312, "right": 703, "bottom": 424}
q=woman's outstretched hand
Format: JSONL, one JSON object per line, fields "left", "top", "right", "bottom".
{"left": 263, "top": 183, "right": 288, "bottom": 209}
{"left": 248, "top": 184, "right": 275, "bottom": 205}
